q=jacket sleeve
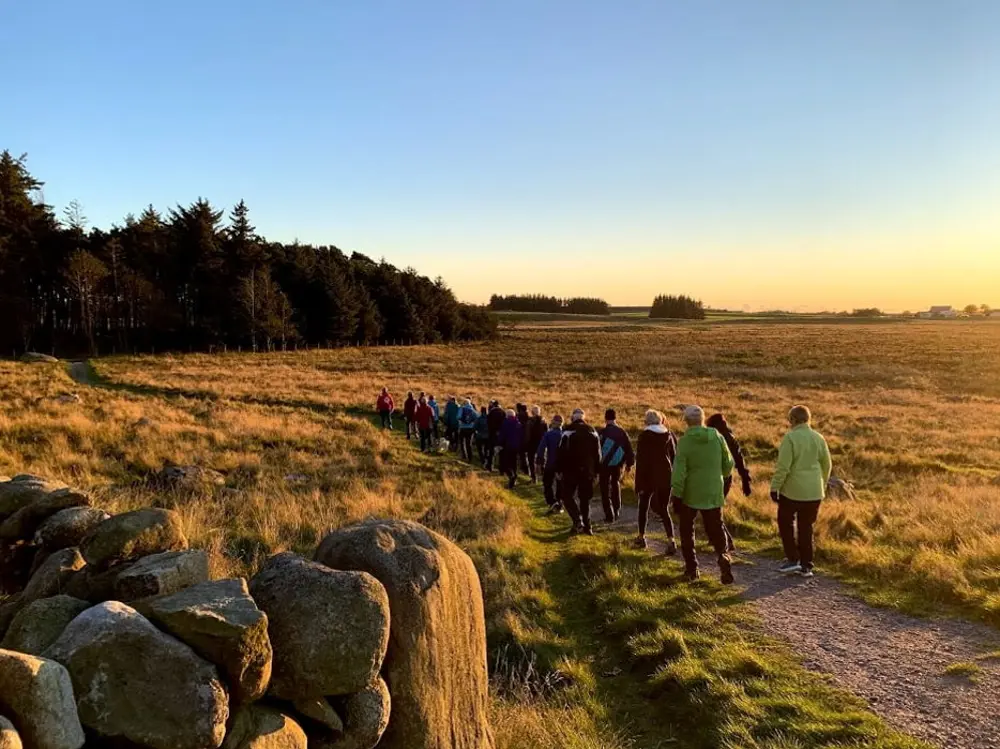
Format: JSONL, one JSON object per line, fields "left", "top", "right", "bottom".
{"left": 624, "top": 431, "right": 635, "bottom": 469}
{"left": 535, "top": 437, "right": 547, "bottom": 462}
{"left": 592, "top": 433, "right": 602, "bottom": 475}
{"left": 727, "top": 434, "right": 750, "bottom": 481}
{"left": 670, "top": 440, "right": 687, "bottom": 498}
{"left": 771, "top": 434, "right": 794, "bottom": 493}
{"left": 720, "top": 433, "right": 735, "bottom": 476}
{"left": 819, "top": 434, "right": 832, "bottom": 485}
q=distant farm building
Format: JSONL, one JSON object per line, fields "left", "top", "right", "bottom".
{"left": 918, "top": 306, "right": 958, "bottom": 319}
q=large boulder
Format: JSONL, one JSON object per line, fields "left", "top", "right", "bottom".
{"left": 0, "top": 489, "right": 91, "bottom": 542}
{"left": 19, "top": 352, "right": 58, "bottom": 364}
{"left": 0, "top": 649, "right": 85, "bottom": 749}
{"left": 80, "top": 508, "right": 187, "bottom": 570}
{"left": 1, "top": 596, "right": 90, "bottom": 656}
{"left": 136, "top": 578, "right": 271, "bottom": 704}
{"left": 45, "top": 601, "right": 229, "bottom": 749}
{"left": 316, "top": 678, "right": 391, "bottom": 749}
{"left": 249, "top": 553, "right": 389, "bottom": 700}
{"left": 64, "top": 561, "right": 133, "bottom": 603}
{"left": 113, "top": 549, "right": 209, "bottom": 601}
{"left": 223, "top": 705, "right": 307, "bottom": 749}
{"left": 0, "top": 476, "right": 67, "bottom": 520}
{"left": 22, "top": 548, "right": 85, "bottom": 604}
{"left": 34, "top": 508, "right": 110, "bottom": 553}
{"left": 315, "top": 519, "right": 495, "bottom": 749}
{"left": 0, "top": 716, "right": 21, "bottom": 749}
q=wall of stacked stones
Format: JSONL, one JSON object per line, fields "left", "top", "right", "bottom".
{"left": 0, "top": 474, "right": 496, "bottom": 749}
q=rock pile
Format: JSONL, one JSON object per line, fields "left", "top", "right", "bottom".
{"left": 0, "top": 475, "right": 495, "bottom": 749}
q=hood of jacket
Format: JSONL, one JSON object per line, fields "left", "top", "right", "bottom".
{"left": 683, "top": 425, "right": 717, "bottom": 443}
{"left": 644, "top": 424, "right": 668, "bottom": 434}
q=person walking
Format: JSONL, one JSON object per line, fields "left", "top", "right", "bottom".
{"left": 515, "top": 403, "right": 531, "bottom": 473}
{"left": 475, "top": 406, "right": 491, "bottom": 466}
{"left": 524, "top": 406, "right": 547, "bottom": 484}
{"left": 486, "top": 400, "right": 506, "bottom": 471}
{"left": 706, "top": 412, "right": 752, "bottom": 552}
{"left": 403, "top": 392, "right": 417, "bottom": 440}
{"left": 458, "top": 398, "right": 478, "bottom": 462}
{"left": 535, "top": 414, "right": 564, "bottom": 513}
{"left": 770, "top": 405, "right": 832, "bottom": 577}
{"left": 444, "top": 396, "right": 461, "bottom": 452}
{"left": 427, "top": 395, "right": 441, "bottom": 444}
{"left": 598, "top": 408, "right": 635, "bottom": 522}
{"left": 634, "top": 409, "right": 678, "bottom": 554}
{"left": 376, "top": 387, "right": 394, "bottom": 430}
{"left": 499, "top": 408, "right": 524, "bottom": 489}
{"left": 556, "top": 409, "right": 602, "bottom": 535}
{"left": 415, "top": 396, "right": 435, "bottom": 453}
{"left": 670, "top": 405, "right": 735, "bottom": 584}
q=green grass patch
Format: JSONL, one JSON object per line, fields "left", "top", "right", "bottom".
{"left": 943, "top": 661, "right": 982, "bottom": 681}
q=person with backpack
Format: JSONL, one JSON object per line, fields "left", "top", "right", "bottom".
{"left": 535, "top": 414, "right": 564, "bottom": 513}
{"left": 498, "top": 409, "right": 524, "bottom": 489}
{"left": 670, "top": 405, "right": 735, "bottom": 584}
{"left": 524, "top": 406, "right": 547, "bottom": 483}
{"left": 706, "top": 412, "right": 752, "bottom": 552}
{"left": 557, "top": 409, "right": 602, "bottom": 535}
{"left": 598, "top": 408, "right": 635, "bottom": 523}
{"left": 427, "top": 395, "right": 441, "bottom": 444}
{"left": 458, "top": 398, "right": 478, "bottom": 462}
{"left": 415, "top": 396, "right": 435, "bottom": 453}
{"left": 403, "top": 392, "right": 417, "bottom": 440}
{"left": 634, "top": 409, "right": 678, "bottom": 554}
{"left": 475, "top": 406, "right": 491, "bottom": 466}
{"left": 486, "top": 400, "right": 506, "bottom": 471}
{"left": 376, "top": 387, "right": 394, "bottom": 430}
{"left": 771, "top": 405, "right": 832, "bottom": 578}
{"left": 444, "top": 396, "right": 461, "bottom": 452}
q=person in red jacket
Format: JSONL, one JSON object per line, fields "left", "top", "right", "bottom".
{"left": 414, "top": 396, "right": 435, "bottom": 453}
{"left": 376, "top": 387, "right": 394, "bottom": 430}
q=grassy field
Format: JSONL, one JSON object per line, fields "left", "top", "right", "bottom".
{"left": 3, "top": 320, "right": 998, "bottom": 746}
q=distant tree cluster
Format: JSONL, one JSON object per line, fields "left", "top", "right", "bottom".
{"left": 488, "top": 294, "right": 610, "bottom": 315}
{"left": 850, "top": 308, "right": 883, "bottom": 317}
{"left": 649, "top": 294, "right": 705, "bottom": 320}
{"left": 0, "top": 151, "right": 496, "bottom": 356}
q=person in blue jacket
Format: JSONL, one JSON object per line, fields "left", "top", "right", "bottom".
{"left": 444, "top": 396, "right": 461, "bottom": 452}
{"left": 427, "top": 395, "right": 441, "bottom": 443}
{"left": 598, "top": 408, "right": 635, "bottom": 523}
{"left": 498, "top": 408, "right": 524, "bottom": 489}
{"left": 457, "top": 398, "right": 479, "bottom": 462}
{"left": 535, "top": 414, "right": 564, "bottom": 513}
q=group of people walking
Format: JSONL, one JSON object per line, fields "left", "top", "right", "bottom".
{"left": 376, "top": 388, "right": 832, "bottom": 584}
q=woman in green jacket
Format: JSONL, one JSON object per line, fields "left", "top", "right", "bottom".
{"left": 670, "top": 405, "right": 736, "bottom": 584}
{"left": 770, "top": 405, "right": 832, "bottom": 577}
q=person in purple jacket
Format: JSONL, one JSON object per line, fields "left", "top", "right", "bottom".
{"left": 498, "top": 408, "right": 524, "bottom": 489}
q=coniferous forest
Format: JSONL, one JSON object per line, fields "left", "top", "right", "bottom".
{"left": 0, "top": 151, "right": 496, "bottom": 357}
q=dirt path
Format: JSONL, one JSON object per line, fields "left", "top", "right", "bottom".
{"left": 612, "top": 505, "right": 1000, "bottom": 748}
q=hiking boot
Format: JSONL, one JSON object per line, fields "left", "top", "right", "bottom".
{"left": 800, "top": 567, "right": 815, "bottom": 578}
{"left": 779, "top": 560, "right": 802, "bottom": 575}
{"left": 633, "top": 536, "right": 647, "bottom": 549}
{"left": 665, "top": 540, "right": 677, "bottom": 556}
{"left": 683, "top": 568, "right": 700, "bottom": 581}
{"left": 719, "top": 557, "right": 734, "bottom": 585}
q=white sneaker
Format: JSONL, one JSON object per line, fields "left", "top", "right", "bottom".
{"left": 779, "top": 560, "right": 802, "bottom": 575}
{"left": 800, "top": 568, "right": 815, "bottom": 578}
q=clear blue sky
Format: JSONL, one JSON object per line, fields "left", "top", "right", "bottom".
{"left": 4, "top": 1, "right": 999, "bottom": 310}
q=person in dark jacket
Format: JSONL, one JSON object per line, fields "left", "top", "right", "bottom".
{"left": 376, "top": 388, "right": 394, "bottom": 430}
{"left": 427, "top": 395, "right": 441, "bottom": 443}
{"left": 557, "top": 408, "right": 602, "bottom": 535}
{"left": 634, "top": 409, "right": 678, "bottom": 553}
{"left": 515, "top": 403, "right": 531, "bottom": 473}
{"left": 706, "top": 412, "right": 752, "bottom": 552}
{"left": 535, "top": 414, "right": 564, "bottom": 513}
{"left": 403, "top": 392, "right": 417, "bottom": 440}
{"left": 498, "top": 409, "right": 524, "bottom": 489}
{"left": 414, "top": 396, "right": 435, "bottom": 453}
{"left": 475, "top": 406, "right": 491, "bottom": 466}
{"left": 486, "top": 401, "right": 506, "bottom": 471}
{"left": 524, "top": 406, "right": 547, "bottom": 483}
{"left": 598, "top": 408, "right": 635, "bottom": 523}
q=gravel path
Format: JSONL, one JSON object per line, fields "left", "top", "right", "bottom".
{"left": 612, "top": 505, "right": 1000, "bottom": 749}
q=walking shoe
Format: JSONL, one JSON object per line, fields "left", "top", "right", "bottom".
{"left": 800, "top": 567, "right": 815, "bottom": 578}
{"left": 547, "top": 503, "right": 564, "bottom": 515}
{"left": 683, "top": 568, "right": 700, "bottom": 581}
{"left": 779, "top": 560, "right": 802, "bottom": 575}
{"left": 719, "top": 557, "right": 734, "bottom": 585}
{"left": 633, "top": 536, "right": 647, "bottom": 549}
{"left": 665, "top": 540, "right": 677, "bottom": 557}
{"left": 582, "top": 525, "right": 595, "bottom": 536}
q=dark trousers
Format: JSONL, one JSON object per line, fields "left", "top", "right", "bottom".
{"left": 419, "top": 428, "right": 433, "bottom": 452}
{"left": 432, "top": 420, "right": 440, "bottom": 441}
{"left": 477, "top": 436, "right": 489, "bottom": 465}
{"left": 778, "top": 498, "right": 821, "bottom": 570}
{"left": 485, "top": 434, "right": 499, "bottom": 470}
{"left": 677, "top": 504, "right": 729, "bottom": 573}
{"left": 379, "top": 410, "right": 393, "bottom": 429}
{"left": 500, "top": 448, "right": 518, "bottom": 487}
{"left": 525, "top": 449, "right": 538, "bottom": 482}
{"left": 637, "top": 490, "right": 673, "bottom": 538}
{"left": 459, "top": 430, "right": 475, "bottom": 461}
{"left": 542, "top": 465, "right": 561, "bottom": 507}
{"left": 405, "top": 417, "right": 416, "bottom": 439}
{"left": 599, "top": 466, "right": 623, "bottom": 521}
{"left": 563, "top": 473, "right": 595, "bottom": 529}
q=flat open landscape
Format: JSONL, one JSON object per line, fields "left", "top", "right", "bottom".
{"left": 3, "top": 320, "right": 999, "bottom": 748}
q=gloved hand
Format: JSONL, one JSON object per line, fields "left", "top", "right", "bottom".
{"left": 741, "top": 476, "right": 753, "bottom": 497}
{"left": 770, "top": 491, "right": 780, "bottom": 504}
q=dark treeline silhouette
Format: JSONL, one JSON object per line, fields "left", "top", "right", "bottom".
{"left": 0, "top": 151, "right": 496, "bottom": 356}
{"left": 649, "top": 294, "right": 706, "bottom": 320}
{"left": 488, "top": 294, "right": 610, "bottom": 315}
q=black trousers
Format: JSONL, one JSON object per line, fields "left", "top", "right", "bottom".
{"left": 405, "top": 416, "right": 416, "bottom": 439}
{"left": 542, "top": 465, "right": 561, "bottom": 507}
{"left": 677, "top": 504, "right": 729, "bottom": 572}
{"left": 419, "top": 428, "right": 433, "bottom": 452}
{"left": 778, "top": 497, "right": 821, "bottom": 570}
{"left": 563, "top": 473, "right": 595, "bottom": 529}
{"left": 432, "top": 420, "right": 440, "bottom": 440}
{"left": 637, "top": 490, "right": 673, "bottom": 538}
{"left": 379, "top": 409, "right": 393, "bottom": 429}
{"left": 599, "top": 466, "right": 623, "bottom": 521}
{"left": 500, "top": 447, "right": 518, "bottom": 486}
{"left": 477, "top": 435, "right": 489, "bottom": 465}
{"left": 459, "top": 430, "right": 475, "bottom": 461}
{"left": 485, "top": 434, "right": 500, "bottom": 470}
{"left": 525, "top": 447, "right": 540, "bottom": 481}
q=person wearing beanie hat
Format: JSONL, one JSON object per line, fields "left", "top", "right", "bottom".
{"left": 556, "top": 408, "right": 602, "bottom": 535}
{"left": 598, "top": 407, "right": 635, "bottom": 523}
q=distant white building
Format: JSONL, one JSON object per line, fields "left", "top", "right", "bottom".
{"left": 918, "top": 306, "right": 958, "bottom": 319}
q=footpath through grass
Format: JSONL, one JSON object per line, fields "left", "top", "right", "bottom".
{"left": 397, "top": 439, "right": 928, "bottom": 749}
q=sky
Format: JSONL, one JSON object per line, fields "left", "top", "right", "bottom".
{"left": 3, "top": 1, "right": 999, "bottom": 311}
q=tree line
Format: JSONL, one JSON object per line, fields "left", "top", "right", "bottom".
{"left": 0, "top": 151, "right": 496, "bottom": 356}
{"left": 488, "top": 294, "right": 610, "bottom": 315}
{"left": 649, "top": 294, "right": 705, "bottom": 320}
